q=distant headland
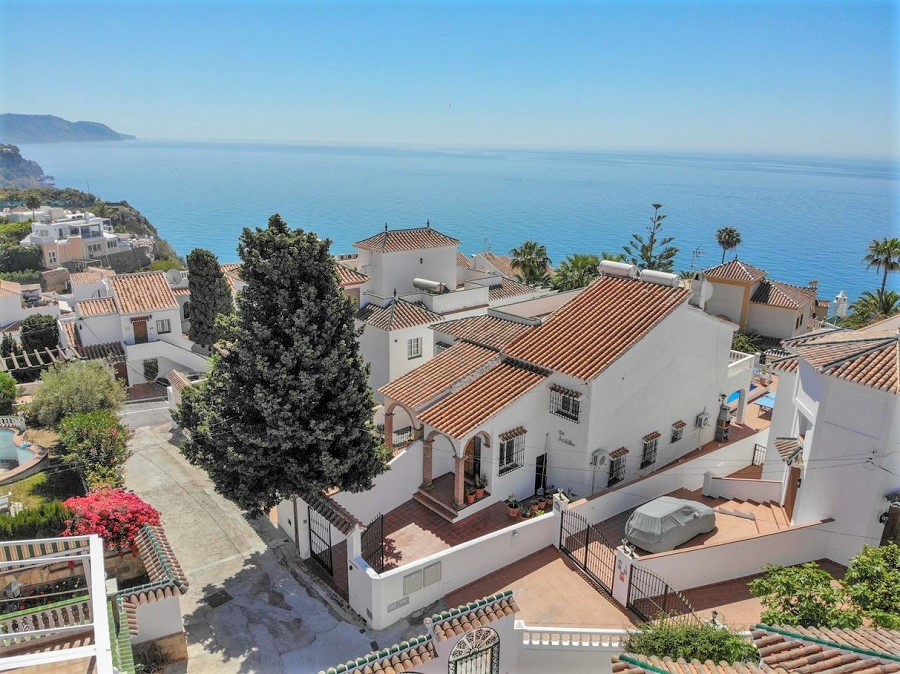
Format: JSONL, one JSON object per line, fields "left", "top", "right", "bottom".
{"left": 0, "top": 114, "right": 136, "bottom": 144}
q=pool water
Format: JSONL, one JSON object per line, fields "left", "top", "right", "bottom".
{"left": 0, "top": 429, "right": 34, "bottom": 472}
{"left": 727, "top": 384, "right": 758, "bottom": 405}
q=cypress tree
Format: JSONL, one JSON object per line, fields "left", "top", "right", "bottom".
{"left": 186, "top": 248, "right": 233, "bottom": 348}
{"left": 175, "top": 215, "right": 384, "bottom": 515}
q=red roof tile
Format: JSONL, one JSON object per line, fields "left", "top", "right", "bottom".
{"left": 221, "top": 263, "right": 243, "bottom": 293}
{"left": 355, "top": 225, "right": 459, "bottom": 253}
{"left": 77, "top": 297, "right": 117, "bottom": 317}
{"left": 614, "top": 654, "right": 763, "bottom": 674}
{"left": 488, "top": 277, "right": 536, "bottom": 301}
{"left": 335, "top": 261, "right": 368, "bottom": 286}
{"left": 418, "top": 362, "right": 546, "bottom": 438}
{"left": 172, "top": 287, "right": 190, "bottom": 297}
{"left": 456, "top": 251, "right": 471, "bottom": 268}
{"left": 790, "top": 334, "right": 899, "bottom": 394}
{"left": 360, "top": 299, "right": 442, "bottom": 331}
{"left": 753, "top": 625, "right": 900, "bottom": 674}
{"left": 479, "top": 252, "right": 517, "bottom": 278}
{"left": 703, "top": 259, "right": 767, "bottom": 283}
{"left": 381, "top": 342, "right": 498, "bottom": 411}
{"left": 69, "top": 267, "right": 114, "bottom": 285}
{"left": 610, "top": 447, "right": 629, "bottom": 459}
{"left": 109, "top": 272, "right": 178, "bottom": 315}
{"left": 751, "top": 280, "right": 817, "bottom": 310}
{"left": 425, "top": 591, "right": 519, "bottom": 641}
{"left": 432, "top": 314, "right": 533, "bottom": 351}
{"left": 505, "top": 276, "right": 690, "bottom": 381}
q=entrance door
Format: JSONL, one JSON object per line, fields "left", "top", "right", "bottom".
{"left": 880, "top": 505, "right": 900, "bottom": 546}
{"left": 535, "top": 453, "right": 548, "bottom": 493}
{"left": 464, "top": 436, "right": 481, "bottom": 482}
{"left": 784, "top": 465, "right": 802, "bottom": 521}
{"left": 133, "top": 320, "right": 149, "bottom": 344}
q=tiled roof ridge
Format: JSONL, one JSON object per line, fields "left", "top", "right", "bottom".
{"left": 616, "top": 654, "right": 763, "bottom": 674}
{"left": 424, "top": 590, "right": 518, "bottom": 640}
{"left": 704, "top": 259, "right": 768, "bottom": 282}
{"left": 814, "top": 337, "right": 897, "bottom": 372}
{"left": 355, "top": 224, "right": 460, "bottom": 253}
{"left": 754, "top": 624, "right": 900, "bottom": 663}
{"left": 319, "top": 634, "right": 434, "bottom": 674}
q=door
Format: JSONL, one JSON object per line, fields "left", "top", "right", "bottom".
{"left": 535, "top": 453, "right": 548, "bottom": 493}
{"left": 880, "top": 505, "right": 900, "bottom": 546}
{"left": 784, "top": 465, "right": 802, "bottom": 521}
{"left": 133, "top": 320, "right": 149, "bottom": 344}
{"left": 464, "top": 436, "right": 481, "bottom": 482}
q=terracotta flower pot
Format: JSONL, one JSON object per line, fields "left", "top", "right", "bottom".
{"left": 466, "top": 492, "right": 475, "bottom": 505}
{"left": 508, "top": 506, "right": 519, "bottom": 518}
{"left": 475, "top": 488, "right": 485, "bottom": 499}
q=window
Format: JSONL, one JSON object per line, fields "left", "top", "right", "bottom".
{"left": 156, "top": 319, "right": 172, "bottom": 334}
{"left": 608, "top": 456, "right": 625, "bottom": 486}
{"left": 407, "top": 337, "right": 422, "bottom": 359}
{"left": 449, "top": 627, "right": 500, "bottom": 674}
{"left": 671, "top": 423, "right": 684, "bottom": 443}
{"left": 641, "top": 438, "right": 658, "bottom": 468}
{"left": 795, "top": 314, "right": 803, "bottom": 329}
{"left": 107, "top": 240, "right": 117, "bottom": 249}
{"left": 549, "top": 386, "right": 580, "bottom": 422}
{"left": 47, "top": 251, "right": 57, "bottom": 264}
{"left": 88, "top": 243, "right": 102, "bottom": 253}
{"left": 499, "top": 435, "right": 524, "bottom": 475}
{"left": 183, "top": 301, "right": 191, "bottom": 320}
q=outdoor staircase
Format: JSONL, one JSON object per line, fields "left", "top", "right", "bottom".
{"left": 413, "top": 486, "right": 459, "bottom": 522}
{"left": 714, "top": 498, "right": 790, "bottom": 534}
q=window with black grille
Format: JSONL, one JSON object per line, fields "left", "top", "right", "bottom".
{"left": 671, "top": 424, "right": 684, "bottom": 443}
{"left": 640, "top": 438, "right": 658, "bottom": 468}
{"left": 499, "top": 435, "right": 524, "bottom": 475}
{"left": 550, "top": 390, "right": 580, "bottom": 422}
{"left": 608, "top": 456, "right": 625, "bottom": 486}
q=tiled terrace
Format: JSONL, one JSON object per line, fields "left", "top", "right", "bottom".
{"left": 445, "top": 546, "right": 638, "bottom": 629}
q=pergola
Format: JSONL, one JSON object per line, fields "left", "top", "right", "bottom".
{"left": 0, "top": 346, "right": 78, "bottom": 380}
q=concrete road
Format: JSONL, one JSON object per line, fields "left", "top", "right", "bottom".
{"left": 122, "top": 402, "right": 421, "bottom": 674}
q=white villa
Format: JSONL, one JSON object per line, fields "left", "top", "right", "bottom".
{"left": 692, "top": 260, "right": 827, "bottom": 340}
{"left": 19, "top": 212, "right": 136, "bottom": 268}
{"left": 0, "top": 278, "right": 60, "bottom": 331}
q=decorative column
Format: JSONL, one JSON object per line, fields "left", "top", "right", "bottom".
{"left": 453, "top": 455, "right": 465, "bottom": 509}
{"left": 384, "top": 411, "right": 394, "bottom": 449}
{"left": 422, "top": 438, "right": 434, "bottom": 488}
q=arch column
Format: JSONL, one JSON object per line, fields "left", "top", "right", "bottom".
{"left": 736, "top": 390, "right": 747, "bottom": 424}
{"left": 384, "top": 411, "right": 394, "bottom": 449}
{"left": 422, "top": 438, "right": 434, "bottom": 488}
{"left": 453, "top": 455, "right": 465, "bottom": 509}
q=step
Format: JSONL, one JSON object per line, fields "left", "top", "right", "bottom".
{"left": 413, "top": 489, "right": 458, "bottom": 522}
{"left": 768, "top": 502, "right": 790, "bottom": 529}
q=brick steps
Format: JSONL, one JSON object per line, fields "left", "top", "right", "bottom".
{"left": 413, "top": 488, "right": 458, "bottom": 522}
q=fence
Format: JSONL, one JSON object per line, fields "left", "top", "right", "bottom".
{"left": 626, "top": 565, "right": 699, "bottom": 625}
{"left": 558, "top": 510, "right": 615, "bottom": 594}
{"left": 0, "top": 416, "right": 25, "bottom": 432}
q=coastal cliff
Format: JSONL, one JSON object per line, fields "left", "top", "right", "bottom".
{"left": 0, "top": 114, "right": 135, "bottom": 144}
{"left": 0, "top": 144, "right": 52, "bottom": 189}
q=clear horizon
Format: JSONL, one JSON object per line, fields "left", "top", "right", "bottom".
{"left": 1, "top": 1, "right": 897, "bottom": 160}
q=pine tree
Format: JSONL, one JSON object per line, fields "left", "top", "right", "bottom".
{"left": 622, "top": 203, "right": 679, "bottom": 272}
{"left": 175, "top": 215, "right": 385, "bottom": 515}
{"left": 186, "top": 248, "right": 233, "bottom": 348}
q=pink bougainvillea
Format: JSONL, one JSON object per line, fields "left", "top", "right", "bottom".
{"left": 62, "top": 489, "right": 161, "bottom": 553}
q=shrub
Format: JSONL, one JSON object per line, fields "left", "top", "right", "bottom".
{"left": 749, "top": 562, "right": 862, "bottom": 628}
{"left": 625, "top": 621, "right": 759, "bottom": 664}
{"left": 20, "top": 314, "right": 58, "bottom": 352}
{"left": 143, "top": 358, "right": 159, "bottom": 383}
{"left": 0, "top": 371, "right": 18, "bottom": 414}
{"left": 62, "top": 489, "right": 161, "bottom": 553}
{"left": 59, "top": 410, "right": 132, "bottom": 490}
{"left": 0, "top": 500, "right": 71, "bottom": 540}
{"left": 843, "top": 543, "right": 900, "bottom": 628}
{"left": 27, "top": 361, "right": 125, "bottom": 427}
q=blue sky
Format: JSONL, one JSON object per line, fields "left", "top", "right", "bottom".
{"left": 1, "top": 1, "right": 896, "bottom": 157}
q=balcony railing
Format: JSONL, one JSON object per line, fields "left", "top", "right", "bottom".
{"left": 727, "top": 351, "right": 755, "bottom": 379}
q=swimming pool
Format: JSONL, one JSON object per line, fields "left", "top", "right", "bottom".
{"left": 727, "top": 384, "right": 758, "bottom": 405}
{"left": 0, "top": 429, "right": 34, "bottom": 472}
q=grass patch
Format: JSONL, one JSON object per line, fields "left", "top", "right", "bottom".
{"left": 5, "top": 465, "right": 85, "bottom": 509}
{"left": 24, "top": 427, "right": 60, "bottom": 453}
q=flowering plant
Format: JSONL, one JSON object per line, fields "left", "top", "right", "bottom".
{"left": 62, "top": 489, "right": 161, "bottom": 553}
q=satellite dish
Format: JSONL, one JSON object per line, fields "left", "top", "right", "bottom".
{"left": 165, "top": 268, "right": 183, "bottom": 286}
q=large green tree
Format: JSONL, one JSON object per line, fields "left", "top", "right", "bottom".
{"left": 715, "top": 227, "right": 742, "bottom": 264}
{"left": 843, "top": 289, "right": 900, "bottom": 328}
{"left": 175, "top": 215, "right": 385, "bottom": 515}
{"left": 749, "top": 562, "right": 862, "bottom": 628}
{"left": 863, "top": 237, "right": 900, "bottom": 295}
{"left": 551, "top": 253, "right": 600, "bottom": 291}
{"left": 843, "top": 543, "right": 900, "bottom": 628}
{"left": 510, "top": 241, "right": 551, "bottom": 286}
{"left": 20, "top": 314, "right": 58, "bottom": 352}
{"left": 623, "top": 203, "right": 679, "bottom": 272}
{"left": 24, "top": 193, "right": 40, "bottom": 221}
{"left": 27, "top": 361, "right": 125, "bottom": 427}
{"left": 186, "top": 248, "right": 233, "bottom": 348}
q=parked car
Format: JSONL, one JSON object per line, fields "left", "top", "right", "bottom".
{"left": 624, "top": 496, "right": 716, "bottom": 554}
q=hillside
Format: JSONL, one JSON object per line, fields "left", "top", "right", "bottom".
{"left": 0, "top": 144, "right": 53, "bottom": 189}
{"left": 0, "top": 114, "right": 136, "bottom": 143}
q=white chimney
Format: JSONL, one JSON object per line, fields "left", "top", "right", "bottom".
{"left": 835, "top": 290, "right": 849, "bottom": 318}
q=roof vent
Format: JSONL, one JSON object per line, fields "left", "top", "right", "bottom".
{"left": 639, "top": 269, "right": 682, "bottom": 287}
{"left": 598, "top": 260, "right": 638, "bottom": 279}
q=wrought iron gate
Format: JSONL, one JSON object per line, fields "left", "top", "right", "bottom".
{"left": 308, "top": 505, "right": 333, "bottom": 575}
{"left": 752, "top": 443, "right": 766, "bottom": 467}
{"left": 627, "top": 565, "right": 699, "bottom": 624}
{"left": 361, "top": 513, "right": 385, "bottom": 573}
{"left": 559, "top": 509, "right": 615, "bottom": 594}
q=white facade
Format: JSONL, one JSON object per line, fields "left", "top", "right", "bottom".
{"left": 20, "top": 213, "right": 130, "bottom": 267}
{"left": 0, "top": 280, "right": 60, "bottom": 329}
{"left": 357, "top": 245, "right": 458, "bottom": 299}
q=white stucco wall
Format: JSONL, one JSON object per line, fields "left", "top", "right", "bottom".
{"left": 703, "top": 280, "right": 747, "bottom": 325}
{"left": 747, "top": 303, "right": 803, "bottom": 339}
{"left": 762, "top": 370, "right": 798, "bottom": 480}
{"left": 359, "top": 246, "right": 458, "bottom": 299}
{"left": 77, "top": 314, "right": 123, "bottom": 345}
{"left": 131, "top": 596, "right": 184, "bottom": 644}
{"left": 334, "top": 442, "right": 424, "bottom": 524}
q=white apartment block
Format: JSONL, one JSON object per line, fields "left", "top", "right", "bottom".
{"left": 20, "top": 212, "right": 133, "bottom": 267}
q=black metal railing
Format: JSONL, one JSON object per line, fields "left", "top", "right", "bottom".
{"left": 559, "top": 510, "right": 616, "bottom": 594}
{"left": 752, "top": 443, "right": 766, "bottom": 467}
{"left": 361, "top": 513, "right": 385, "bottom": 573}
{"left": 627, "top": 565, "right": 700, "bottom": 625}
{"left": 392, "top": 426, "right": 414, "bottom": 447}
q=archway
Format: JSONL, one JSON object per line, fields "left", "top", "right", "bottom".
{"left": 449, "top": 627, "right": 500, "bottom": 674}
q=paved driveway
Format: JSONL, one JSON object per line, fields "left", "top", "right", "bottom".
{"left": 122, "top": 402, "right": 420, "bottom": 673}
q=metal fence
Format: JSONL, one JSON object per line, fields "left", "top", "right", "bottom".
{"left": 627, "top": 565, "right": 700, "bottom": 625}
{"left": 559, "top": 510, "right": 616, "bottom": 594}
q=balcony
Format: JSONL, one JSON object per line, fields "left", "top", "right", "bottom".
{"left": 727, "top": 350, "right": 754, "bottom": 380}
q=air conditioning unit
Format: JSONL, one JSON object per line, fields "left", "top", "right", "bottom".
{"left": 695, "top": 412, "right": 710, "bottom": 429}
{"left": 590, "top": 450, "right": 607, "bottom": 467}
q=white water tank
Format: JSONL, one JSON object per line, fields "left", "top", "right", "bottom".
{"left": 599, "top": 260, "right": 638, "bottom": 279}
{"left": 639, "top": 269, "right": 682, "bottom": 287}
{"left": 413, "top": 278, "right": 447, "bottom": 294}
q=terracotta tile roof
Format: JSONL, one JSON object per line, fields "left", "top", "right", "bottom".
{"left": 76, "top": 297, "right": 117, "bottom": 317}
{"left": 672, "top": 420, "right": 687, "bottom": 429}
{"left": 643, "top": 431, "right": 661, "bottom": 442}
{"left": 751, "top": 280, "right": 817, "bottom": 310}
{"left": 61, "top": 320, "right": 78, "bottom": 349}
{"left": 769, "top": 355, "right": 799, "bottom": 374}
{"left": 172, "top": 287, "right": 190, "bottom": 297}
{"left": 613, "top": 654, "right": 762, "bottom": 674}
{"left": 359, "top": 299, "right": 442, "bottom": 331}
{"left": 775, "top": 437, "right": 803, "bottom": 466}
{"left": 610, "top": 447, "right": 629, "bottom": 459}
{"left": 0, "top": 280, "right": 21, "bottom": 297}
{"left": 789, "top": 334, "right": 899, "bottom": 394}
{"left": 753, "top": 624, "right": 900, "bottom": 674}
{"left": 109, "top": 271, "right": 179, "bottom": 315}
{"left": 781, "top": 326, "right": 848, "bottom": 348}
{"left": 165, "top": 369, "right": 192, "bottom": 394}
{"left": 703, "top": 259, "right": 767, "bottom": 283}
{"left": 498, "top": 426, "right": 527, "bottom": 441}
{"left": 304, "top": 491, "right": 361, "bottom": 536}
{"left": 320, "top": 635, "right": 436, "bottom": 674}
{"left": 69, "top": 267, "right": 114, "bottom": 285}
{"left": 432, "top": 314, "right": 533, "bottom": 351}
{"left": 355, "top": 225, "right": 460, "bottom": 253}
{"left": 456, "top": 251, "right": 471, "bottom": 268}
{"left": 419, "top": 362, "right": 546, "bottom": 438}
{"left": 381, "top": 342, "right": 498, "bottom": 411}
{"left": 488, "top": 277, "right": 536, "bottom": 301}
{"left": 549, "top": 383, "right": 582, "bottom": 398}
{"left": 335, "top": 261, "right": 368, "bottom": 287}
{"left": 505, "top": 276, "right": 690, "bottom": 381}
{"left": 221, "top": 263, "right": 243, "bottom": 293}
{"left": 425, "top": 590, "right": 519, "bottom": 641}
{"left": 77, "top": 341, "right": 125, "bottom": 363}
{"left": 479, "top": 252, "right": 517, "bottom": 279}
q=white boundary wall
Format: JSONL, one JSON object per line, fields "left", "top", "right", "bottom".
{"left": 634, "top": 519, "right": 832, "bottom": 591}
{"left": 702, "top": 475, "right": 782, "bottom": 502}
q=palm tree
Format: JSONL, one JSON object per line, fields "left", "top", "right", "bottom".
{"left": 600, "top": 251, "right": 627, "bottom": 263}
{"left": 715, "top": 227, "right": 742, "bottom": 263}
{"left": 845, "top": 289, "right": 900, "bottom": 328}
{"left": 622, "top": 203, "right": 679, "bottom": 272}
{"left": 551, "top": 254, "right": 600, "bottom": 291}
{"left": 510, "top": 241, "right": 551, "bottom": 286}
{"left": 24, "top": 193, "right": 41, "bottom": 222}
{"left": 863, "top": 237, "right": 900, "bottom": 295}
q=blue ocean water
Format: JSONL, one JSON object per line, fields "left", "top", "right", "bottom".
{"left": 18, "top": 141, "right": 899, "bottom": 304}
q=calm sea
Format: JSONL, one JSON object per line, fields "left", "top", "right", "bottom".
{"left": 18, "top": 141, "right": 899, "bottom": 304}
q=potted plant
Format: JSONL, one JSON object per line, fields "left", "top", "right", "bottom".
{"left": 533, "top": 497, "right": 545, "bottom": 514}
{"left": 465, "top": 487, "right": 476, "bottom": 505}
{"left": 474, "top": 474, "right": 487, "bottom": 499}
{"left": 519, "top": 503, "right": 532, "bottom": 519}
{"left": 506, "top": 494, "right": 519, "bottom": 518}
